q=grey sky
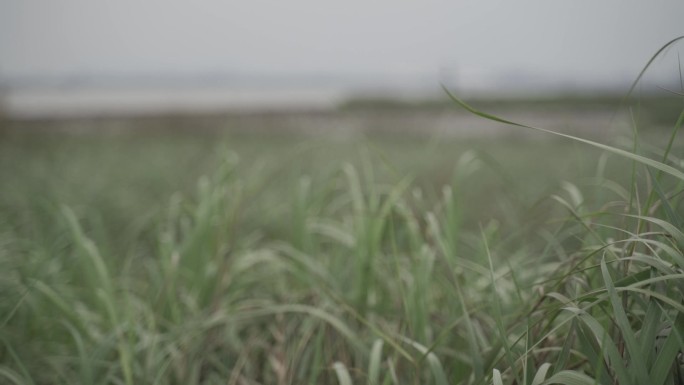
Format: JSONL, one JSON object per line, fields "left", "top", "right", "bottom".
{"left": 1, "top": 1, "right": 683, "bottom": 89}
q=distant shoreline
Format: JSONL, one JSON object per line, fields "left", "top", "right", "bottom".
{"left": 2, "top": 86, "right": 350, "bottom": 119}
{"left": 3, "top": 79, "right": 672, "bottom": 120}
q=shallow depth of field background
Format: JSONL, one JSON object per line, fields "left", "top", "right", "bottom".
{"left": 1, "top": 2, "right": 684, "bottom": 385}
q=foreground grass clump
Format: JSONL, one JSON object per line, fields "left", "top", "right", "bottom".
{"left": 0, "top": 115, "right": 683, "bottom": 385}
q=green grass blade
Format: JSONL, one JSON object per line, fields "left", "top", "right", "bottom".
{"left": 600, "top": 258, "right": 649, "bottom": 384}
{"left": 442, "top": 88, "right": 684, "bottom": 182}
{"left": 63, "top": 321, "right": 94, "bottom": 384}
{"left": 483, "top": 229, "right": 519, "bottom": 383}
{"left": 333, "top": 362, "right": 353, "bottom": 385}
{"left": 61, "top": 205, "right": 113, "bottom": 294}
{"left": 624, "top": 36, "right": 684, "bottom": 101}
{"left": 492, "top": 368, "right": 503, "bottom": 385}
{"left": 575, "top": 322, "right": 612, "bottom": 385}
{"left": 540, "top": 370, "right": 600, "bottom": 385}
{"left": 368, "top": 339, "right": 384, "bottom": 385}
{"left": 638, "top": 300, "right": 662, "bottom": 366}
{"left": 552, "top": 319, "right": 576, "bottom": 375}
{"left": 646, "top": 168, "right": 682, "bottom": 228}
{"left": 402, "top": 339, "right": 449, "bottom": 385}
{"left": 531, "top": 363, "right": 552, "bottom": 385}
{"left": 564, "top": 307, "right": 631, "bottom": 385}
{"left": 454, "top": 278, "right": 484, "bottom": 382}
{"left": 306, "top": 326, "right": 326, "bottom": 385}
{"left": 650, "top": 313, "right": 684, "bottom": 385}
{"left": 623, "top": 214, "right": 684, "bottom": 249}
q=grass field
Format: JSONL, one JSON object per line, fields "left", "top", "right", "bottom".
{"left": 1, "top": 88, "right": 683, "bottom": 385}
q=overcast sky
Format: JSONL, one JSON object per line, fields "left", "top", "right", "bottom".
{"left": 1, "top": 1, "right": 684, "bottom": 90}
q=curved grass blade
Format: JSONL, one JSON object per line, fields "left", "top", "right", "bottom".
{"left": 238, "top": 304, "right": 367, "bottom": 354}
{"left": 400, "top": 338, "right": 449, "bottom": 385}
{"left": 540, "top": 370, "right": 599, "bottom": 385}
{"left": 623, "top": 214, "right": 684, "bottom": 249}
{"left": 442, "top": 87, "right": 684, "bottom": 182}
{"left": 624, "top": 36, "right": 684, "bottom": 101}
{"left": 492, "top": 368, "right": 503, "bottom": 385}
{"left": 333, "top": 362, "right": 353, "bottom": 385}
{"left": 531, "top": 363, "right": 552, "bottom": 385}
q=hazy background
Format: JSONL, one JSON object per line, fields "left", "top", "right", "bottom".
{"left": 1, "top": 0, "right": 684, "bottom": 118}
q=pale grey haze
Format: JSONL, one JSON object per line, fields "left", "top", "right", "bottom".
{"left": 1, "top": 1, "right": 683, "bottom": 116}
